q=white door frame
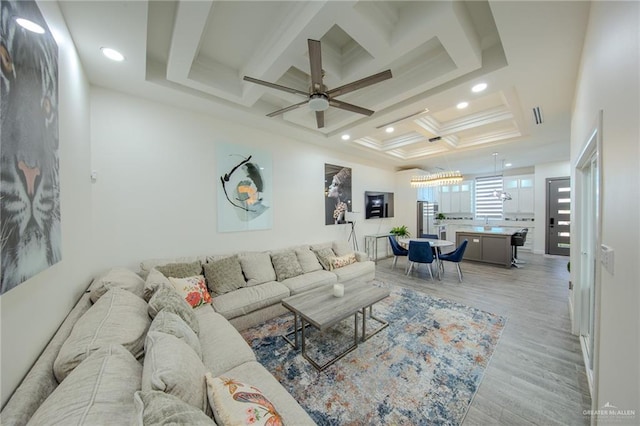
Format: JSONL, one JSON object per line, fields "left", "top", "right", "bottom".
{"left": 572, "top": 110, "right": 603, "bottom": 402}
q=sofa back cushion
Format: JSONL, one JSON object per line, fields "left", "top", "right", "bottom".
{"left": 30, "top": 345, "right": 141, "bottom": 425}
{"left": 54, "top": 288, "right": 150, "bottom": 382}
{"left": 270, "top": 251, "right": 303, "bottom": 281}
{"left": 203, "top": 256, "right": 246, "bottom": 296}
{"left": 156, "top": 260, "right": 203, "bottom": 279}
{"left": 332, "top": 240, "right": 355, "bottom": 257}
{"left": 142, "top": 331, "right": 210, "bottom": 415}
{"left": 148, "top": 288, "right": 200, "bottom": 335}
{"left": 238, "top": 252, "right": 276, "bottom": 286}
{"left": 295, "top": 247, "right": 322, "bottom": 273}
{"left": 88, "top": 267, "right": 145, "bottom": 303}
{"left": 143, "top": 268, "right": 174, "bottom": 302}
{"left": 149, "top": 310, "right": 202, "bottom": 359}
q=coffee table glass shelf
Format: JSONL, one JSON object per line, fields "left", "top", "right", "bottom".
{"left": 281, "top": 281, "right": 390, "bottom": 371}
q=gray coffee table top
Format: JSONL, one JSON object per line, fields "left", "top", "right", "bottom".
{"left": 281, "top": 280, "right": 390, "bottom": 330}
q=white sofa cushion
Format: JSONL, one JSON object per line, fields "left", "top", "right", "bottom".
{"left": 149, "top": 310, "right": 202, "bottom": 359}
{"left": 211, "top": 282, "right": 289, "bottom": 320}
{"left": 193, "top": 306, "right": 256, "bottom": 377}
{"left": 143, "top": 268, "right": 174, "bottom": 301}
{"left": 133, "top": 390, "right": 216, "bottom": 426}
{"left": 295, "top": 246, "right": 322, "bottom": 273}
{"left": 142, "top": 331, "right": 210, "bottom": 414}
{"left": 281, "top": 270, "right": 336, "bottom": 295}
{"left": 88, "top": 267, "right": 145, "bottom": 303}
{"left": 148, "top": 287, "right": 200, "bottom": 335}
{"left": 238, "top": 252, "right": 276, "bottom": 286}
{"left": 54, "top": 288, "right": 150, "bottom": 382}
{"left": 332, "top": 260, "right": 376, "bottom": 283}
{"left": 30, "top": 345, "right": 141, "bottom": 425}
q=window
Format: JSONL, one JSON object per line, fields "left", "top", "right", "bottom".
{"left": 475, "top": 175, "right": 503, "bottom": 219}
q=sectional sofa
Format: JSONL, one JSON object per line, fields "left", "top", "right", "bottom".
{"left": 1, "top": 241, "right": 374, "bottom": 425}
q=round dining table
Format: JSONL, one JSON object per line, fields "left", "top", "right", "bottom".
{"left": 397, "top": 237, "right": 455, "bottom": 280}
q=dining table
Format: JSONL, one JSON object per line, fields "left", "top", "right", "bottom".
{"left": 397, "top": 237, "right": 455, "bottom": 280}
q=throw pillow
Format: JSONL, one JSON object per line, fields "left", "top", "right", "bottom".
{"left": 205, "top": 373, "right": 283, "bottom": 426}
{"left": 203, "top": 256, "right": 246, "bottom": 296}
{"left": 143, "top": 268, "right": 174, "bottom": 302}
{"left": 156, "top": 260, "right": 203, "bottom": 279}
{"left": 329, "top": 253, "right": 357, "bottom": 270}
{"left": 142, "top": 331, "right": 210, "bottom": 415}
{"left": 313, "top": 247, "right": 336, "bottom": 271}
{"left": 148, "top": 287, "right": 200, "bottom": 335}
{"left": 133, "top": 391, "right": 216, "bottom": 426}
{"left": 332, "top": 240, "right": 354, "bottom": 257}
{"left": 30, "top": 345, "right": 141, "bottom": 425}
{"left": 54, "top": 288, "right": 150, "bottom": 382}
{"left": 149, "top": 310, "right": 202, "bottom": 359}
{"left": 271, "top": 251, "right": 303, "bottom": 281}
{"left": 88, "top": 267, "right": 145, "bottom": 303}
{"left": 169, "top": 275, "right": 212, "bottom": 308}
{"left": 238, "top": 252, "right": 276, "bottom": 286}
{"left": 295, "top": 247, "right": 322, "bottom": 273}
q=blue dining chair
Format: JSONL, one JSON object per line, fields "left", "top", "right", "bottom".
{"left": 439, "top": 239, "right": 468, "bottom": 282}
{"left": 388, "top": 235, "right": 408, "bottom": 270}
{"left": 419, "top": 234, "right": 439, "bottom": 239}
{"left": 407, "top": 240, "right": 434, "bottom": 280}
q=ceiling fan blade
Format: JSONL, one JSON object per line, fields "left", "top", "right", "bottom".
{"left": 329, "top": 99, "right": 374, "bottom": 116}
{"left": 243, "top": 76, "right": 308, "bottom": 97}
{"left": 315, "top": 111, "right": 325, "bottom": 128}
{"left": 308, "top": 39, "right": 323, "bottom": 92}
{"left": 326, "top": 69, "right": 392, "bottom": 97}
{"left": 266, "top": 100, "right": 309, "bottom": 117}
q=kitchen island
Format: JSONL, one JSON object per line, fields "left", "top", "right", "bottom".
{"left": 455, "top": 227, "right": 515, "bottom": 268}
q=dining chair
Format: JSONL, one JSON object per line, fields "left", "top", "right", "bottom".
{"left": 388, "top": 235, "right": 408, "bottom": 270}
{"left": 439, "top": 239, "right": 468, "bottom": 282}
{"left": 419, "top": 234, "right": 439, "bottom": 239}
{"left": 406, "top": 240, "right": 434, "bottom": 280}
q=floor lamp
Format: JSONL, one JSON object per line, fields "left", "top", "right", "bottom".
{"left": 345, "top": 212, "right": 359, "bottom": 251}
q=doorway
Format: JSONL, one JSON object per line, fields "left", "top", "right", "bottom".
{"left": 546, "top": 178, "right": 571, "bottom": 256}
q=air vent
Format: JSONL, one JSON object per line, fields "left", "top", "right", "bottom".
{"left": 533, "top": 107, "right": 544, "bottom": 125}
{"left": 428, "top": 136, "right": 441, "bottom": 143}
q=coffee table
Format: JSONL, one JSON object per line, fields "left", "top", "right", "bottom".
{"left": 281, "top": 280, "right": 390, "bottom": 371}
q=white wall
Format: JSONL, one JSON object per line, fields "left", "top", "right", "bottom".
{"left": 570, "top": 1, "right": 639, "bottom": 416}
{"left": 533, "top": 161, "right": 570, "bottom": 254}
{"left": 0, "top": 2, "right": 93, "bottom": 407}
{"left": 90, "top": 88, "right": 398, "bottom": 272}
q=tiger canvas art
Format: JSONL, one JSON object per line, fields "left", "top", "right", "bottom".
{"left": 1, "top": 0, "right": 60, "bottom": 294}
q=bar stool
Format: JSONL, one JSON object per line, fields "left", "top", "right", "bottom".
{"left": 511, "top": 228, "right": 528, "bottom": 268}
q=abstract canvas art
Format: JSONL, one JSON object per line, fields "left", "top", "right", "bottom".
{"left": 325, "top": 163, "right": 352, "bottom": 225}
{"left": 1, "top": 0, "right": 60, "bottom": 294}
{"left": 217, "top": 142, "right": 272, "bottom": 232}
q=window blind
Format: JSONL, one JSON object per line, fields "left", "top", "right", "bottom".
{"left": 475, "top": 175, "right": 503, "bottom": 219}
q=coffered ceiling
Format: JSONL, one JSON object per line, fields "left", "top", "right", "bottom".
{"left": 57, "top": 1, "right": 590, "bottom": 174}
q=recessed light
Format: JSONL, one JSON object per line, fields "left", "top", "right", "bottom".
{"left": 456, "top": 101, "right": 469, "bottom": 109}
{"left": 341, "top": 134, "right": 350, "bottom": 141}
{"left": 505, "top": 163, "right": 512, "bottom": 167}
{"left": 472, "top": 83, "right": 487, "bottom": 93}
{"left": 16, "top": 18, "right": 45, "bottom": 34}
{"left": 101, "top": 47, "right": 125, "bottom": 62}
{"left": 385, "top": 126, "right": 394, "bottom": 133}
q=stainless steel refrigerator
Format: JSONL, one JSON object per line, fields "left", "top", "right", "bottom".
{"left": 417, "top": 201, "right": 439, "bottom": 237}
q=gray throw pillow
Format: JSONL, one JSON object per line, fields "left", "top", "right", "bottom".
{"left": 313, "top": 247, "right": 336, "bottom": 271}
{"left": 271, "top": 251, "right": 304, "bottom": 281}
{"left": 149, "top": 311, "right": 202, "bottom": 359}
{"left": 156, "top": 261, "right": 203, "bottom": 279}
{"left": 133, "top": 391, "right": 216, "bottom": 426}
{"left": 148, "top": 288, "right": 200, "bottom": 335}
{"left": 203, "top": 256, "right": 245, "bottom": 296}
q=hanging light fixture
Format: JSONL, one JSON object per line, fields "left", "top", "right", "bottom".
{"left": 411, "top": 170, "right": 463, "bottom": 187}
{"left": 491, "top": 153, "right": 512, "bottom": 201}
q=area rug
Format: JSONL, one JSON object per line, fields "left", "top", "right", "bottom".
{"left": 241, "top": 282, "right": 506, "bottom": 425}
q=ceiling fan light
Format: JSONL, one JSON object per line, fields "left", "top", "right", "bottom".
{"left": 309, "top": 95, "right": 329, "bottom": 112}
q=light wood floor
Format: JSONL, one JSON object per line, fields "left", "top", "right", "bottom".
{"left": 374, "top": 251, "right": 592, "bottom": 425}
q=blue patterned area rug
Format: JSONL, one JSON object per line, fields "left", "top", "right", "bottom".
{"left": 241, "top": 283, "right": 506, "bottom": 425}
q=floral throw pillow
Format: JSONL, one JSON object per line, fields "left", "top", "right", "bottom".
{"left": 205, "top": 373, "right": 282, "bottom": 426}
{"left": 329, "top": 253, "right": 357, "bottom": 270}
{"left": 168, "top": 275, "right": 212, "bottom": 308}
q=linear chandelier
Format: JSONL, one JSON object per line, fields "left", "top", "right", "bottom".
{"left": 411, "top": 171, "right": 463, "bottom": 187}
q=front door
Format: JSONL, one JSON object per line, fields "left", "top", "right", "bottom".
{"left": 546, "top": 177, "right": 571, "bottom": 256}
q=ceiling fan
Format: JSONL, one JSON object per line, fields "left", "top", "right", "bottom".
{"left": 243, "top": 39, "right": 392, "bottom": 129}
